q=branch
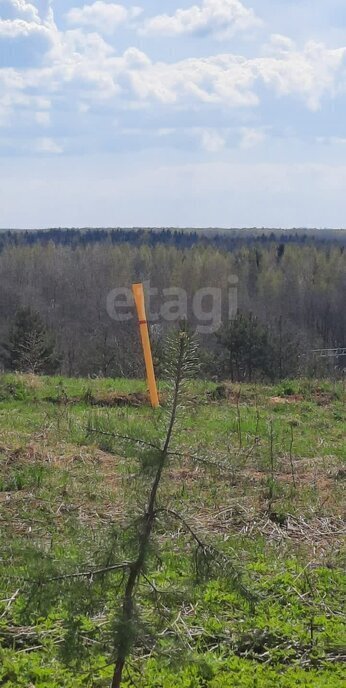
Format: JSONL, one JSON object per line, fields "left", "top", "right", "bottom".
{"left": 88, "top": 427, "right": 239, "bottom": 482}
{"left": 33, "top": 562, "right": 132, "bottom": 584}
{"left": 0, "top": 589, "right": 20, "bottom": 619}
{"left": 155, "top": 508, "right": 205, "bottom": 549}
{"left": 168, "top": 449, "right": 238, "bottom": 481}
{"left": 156, "top": 508, "right": 256, "bottom": 603}
{"left": 86, "top": 427, "right": 160, "bottom": 451}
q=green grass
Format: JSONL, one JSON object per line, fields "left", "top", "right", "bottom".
{"left": 0, "top": 373, "right": 345, "bottom": 687}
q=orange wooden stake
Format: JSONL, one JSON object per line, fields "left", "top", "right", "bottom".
{"left": 132, "top": 283, "right": 160, "bottom": 409}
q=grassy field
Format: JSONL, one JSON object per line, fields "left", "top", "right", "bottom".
{"left": 0, "top": 373, "right": 345, "bottom": 687}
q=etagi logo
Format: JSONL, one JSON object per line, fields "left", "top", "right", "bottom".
{"left": 107, "top": 277, "right": 238, "bottom": 334}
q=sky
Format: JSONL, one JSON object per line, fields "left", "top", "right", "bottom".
{"left": 1, "top": 0, "right": 346, "bottom": 228}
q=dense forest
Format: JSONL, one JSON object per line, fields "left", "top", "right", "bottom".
{"left": 0, "top": 228, "right": 345, "bottom": 380}
{"left": 1, "top": 227, "right": 345, "bottom": 252}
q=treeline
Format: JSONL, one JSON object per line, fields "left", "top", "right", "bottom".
{"left": 0, "top": 232, "right": 345, "bottom": 380}
{"left": 1, "top": 227, "right": 345, "bottom": 254}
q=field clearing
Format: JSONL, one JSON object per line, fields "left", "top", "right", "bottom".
{"left": 0, "top": 374, "right": 345, "bottom": 687}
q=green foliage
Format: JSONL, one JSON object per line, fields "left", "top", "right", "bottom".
{"left": 277, "top": 381, "right": 298, "bottom": 397}
{"left": 138, "top": 656, "right": 346, "bottom": 687}
{"left": 0, "top": 374, "right": 344, "bottom": 687}
{"left": 0, "top": 463, "right": 46, "bottom": 492}
{"left": 216, "top": 312, "right": 273, "bottom": 382}
{"left": 0, "top": 376, "right": 30, "bottom": 401}
{"left": 2, "top": 307, "right": 60, "bottom": 374}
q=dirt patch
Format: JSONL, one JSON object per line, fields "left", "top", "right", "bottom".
{"left": 207, "top": 384, "right": 231, "bottom": 401}
{"left": 0, "top": 442, "right": 123, "bottom": 472}
{"left": 313, "top": 392, "right": 334, "bottom": 406}
{"left": 90, "top": 391, "right": 149, "bottom": 407}
{"left": 0, "top": 443, "right": 126, "bottom": 528}
{"left": 167, "top": 464, "right": 202, "bottom": 485}
{"left": 46, "top": 391, "right": 151, "bottom": 407}
{"left": 242, "top": 465, "right": 335, "bottom": 489}
{"left": 207, "top": 384, "right": 256, "bottom": 405}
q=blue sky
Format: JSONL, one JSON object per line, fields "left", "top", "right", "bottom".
{"left": 1, "top": 0, "right": 346, "bottom": 228}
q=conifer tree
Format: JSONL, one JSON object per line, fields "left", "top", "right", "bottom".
{"left": 2, "top": 306, "right": 60, "bottom": 374}
{"left": 216, "top": 312, "right": 272, "bottom": 382}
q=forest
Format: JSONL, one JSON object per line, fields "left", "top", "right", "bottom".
{"left": 0, "top": 228, "right": 344, "bottom": 380}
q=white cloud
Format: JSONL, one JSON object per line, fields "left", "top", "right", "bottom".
{"left": 317, "top": 136, "right": 346, "bottom": 146}
{"left": 117, "top": 40, "right": 346, "bottom": 111}
{"left": 0, "top": 68, "right": 52, "bottom": 125}
{"left": 35, "top": 109, "right": 50, "bottom": 126}
{"left": 198, "top": 128, "right": 226, "bottom": 152}
{"left": 1, "top": 0, "right": 346, "bottom": 143}
{"left": 66, "top": 2, "right": 141, "bottom": 35}
{"left": 265, "top": 34, "right": 296, "bottom": 55}
{"left": 157, "top": 128, "right": 176, "bottom": 137}
{"left": 0, "top": 18, "right": 47, "bottom": 38}
{"left": 258, "top": 37, "right": 346, "bottom": 111}
{"left": 0, "top": 0, "right": 58, "bottom": 66}
{"left": 3, "top": 36, "right": 346, "bottom": 114}
{"left": 3, "top": 38, "right": 346, "bottom": 116}
{"left": 0, "top": 1, "right": 40, "bottom": 23}
{"left": 120, "top": 53, "right": 258, "bottom": 107}
{"left": 142, "top": 0, "right": 261, "bottom": 39}
{"left": 1, "top": 2, "right": 346, "bottom": 226}
{"left": 34, "top": 136, "right": 62, "bottom": 153}
{"left": 239, "top": 127, "right": 265, "bottom": 149}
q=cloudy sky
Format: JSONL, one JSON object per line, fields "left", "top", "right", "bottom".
{"left": 1, "top": 0, "right": 346, "bottom": 228}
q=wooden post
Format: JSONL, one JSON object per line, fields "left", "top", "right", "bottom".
{"left": 132, "top": 283, "right": 159, "bottom": 409}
